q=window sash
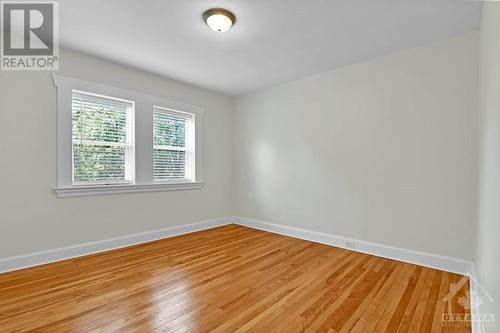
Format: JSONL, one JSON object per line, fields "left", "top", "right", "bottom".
{"left": 153, "top": 107, "right": 195, "bottom": 182}
{"left": 72, "top": 141, "right": 133, "bottom": 185}
{"left": 153, "top": 145, "right": 188, "bottom": 151}
{"left": 73, "top": 139, "right": 130, "bottom": 148}
{"left": 71, "top": 91, "right": 134, "bottom": 185}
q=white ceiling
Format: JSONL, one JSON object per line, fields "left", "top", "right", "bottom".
{"left": 59, "top": 0, "right": 481, "bottom": 97}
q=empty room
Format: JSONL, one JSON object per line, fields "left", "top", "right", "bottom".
{"left": 0, "top": 0, "right": 499, "bottom": 332}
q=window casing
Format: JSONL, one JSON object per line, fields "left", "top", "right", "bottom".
{"left": 53, "top": 74, "right": 204, "bottom": 197}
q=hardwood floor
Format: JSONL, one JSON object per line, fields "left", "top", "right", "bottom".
{"left": 0, "top": 224, "right": 471, "bottom": 332}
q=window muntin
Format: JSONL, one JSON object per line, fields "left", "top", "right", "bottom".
{"left": 153, "top": 107, "right": 194, "bottom": 181}
{"left": 72, "top": 91, "right": 134, "bottom": 184}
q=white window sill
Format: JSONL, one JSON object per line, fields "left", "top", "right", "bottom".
{"left": 54, "top": 182, "right": 205, "bottom": 198}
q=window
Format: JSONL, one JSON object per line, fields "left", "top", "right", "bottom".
{"left": 153, "top": 107, "right": 194, "bottom": 182}
{"left": 53, "top": 74, "right": 204, "bottom": 197}
{"left": 72, "top": 91, "right": 134, "bottom": 185}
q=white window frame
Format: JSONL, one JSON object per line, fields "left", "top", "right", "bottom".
{"left": 153, "top": 106, "right": 195, "bottom": 183}
{"left": 71, "top": 90, "right": 136, "bottom": 185}
{"left": 53, "top": 74, "right": 204, "bottom": 197}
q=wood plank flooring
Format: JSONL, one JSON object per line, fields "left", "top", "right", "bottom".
{"left": 0, "top": 224, "right": 471, "bottom": 332}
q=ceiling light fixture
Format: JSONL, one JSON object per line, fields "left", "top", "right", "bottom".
{"left": 203, "top": 8, "right": 236, "bottom": 33}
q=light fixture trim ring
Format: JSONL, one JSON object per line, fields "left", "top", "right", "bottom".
{"left": 203, "top": 8, "right": 236, "bottom": 31}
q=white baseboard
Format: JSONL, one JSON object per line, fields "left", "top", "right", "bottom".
{"left": 469, "top": 265, "right": 483, "bottom": 333}
{"left": 1, "top": 216, "right": 474, "bottom": 276}
{"left": 0, "top": 217, "right": 233, "bottom": 274}
{"left": 234, "top": 216, "right": 474, "bottom": 276}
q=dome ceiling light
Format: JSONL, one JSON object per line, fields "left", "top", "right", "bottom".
{"left": 203, "top": 8, "right": 236, "bottom": 33}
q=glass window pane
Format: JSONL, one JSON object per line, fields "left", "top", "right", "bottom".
{"left": 73, "top": 144, "right": 126, "bottom": 182}
{"left": 153, "top": 149, "right": 186, "bottom": 180}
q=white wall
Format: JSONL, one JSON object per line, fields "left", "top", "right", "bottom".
{"left": 234, "top": 32, "right": 479, "bottom": 261}
{"left": 476, "top": 3, "right": 500, "bottom": 328}
{"left": 0, "top": 49, "right": 233, "bottom": 258}
{"left": 0, "top": 31, "right": 482, "bottom": 268}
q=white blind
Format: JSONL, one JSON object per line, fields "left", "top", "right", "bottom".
{"left": 153, "top": 109, "right": 193, "bottom": 181}
{"left": 72, "top": 92, "right": 133, "bottom": 184}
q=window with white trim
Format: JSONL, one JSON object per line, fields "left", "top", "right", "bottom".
{"left": 72, "top": 91, "right": 135, "bottom": 185}
{"left": 153, "top": 107, "right": 195, "bottom": 182}
{"left": 53, "top": 74, "right": 204, "bottom": 197}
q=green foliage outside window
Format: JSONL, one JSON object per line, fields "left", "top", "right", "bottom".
{"left": 153, "top": 112, "right": 188, "bottom": 179}
{"left": 72, "top": 96, "right": 129, "bottom": 183}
